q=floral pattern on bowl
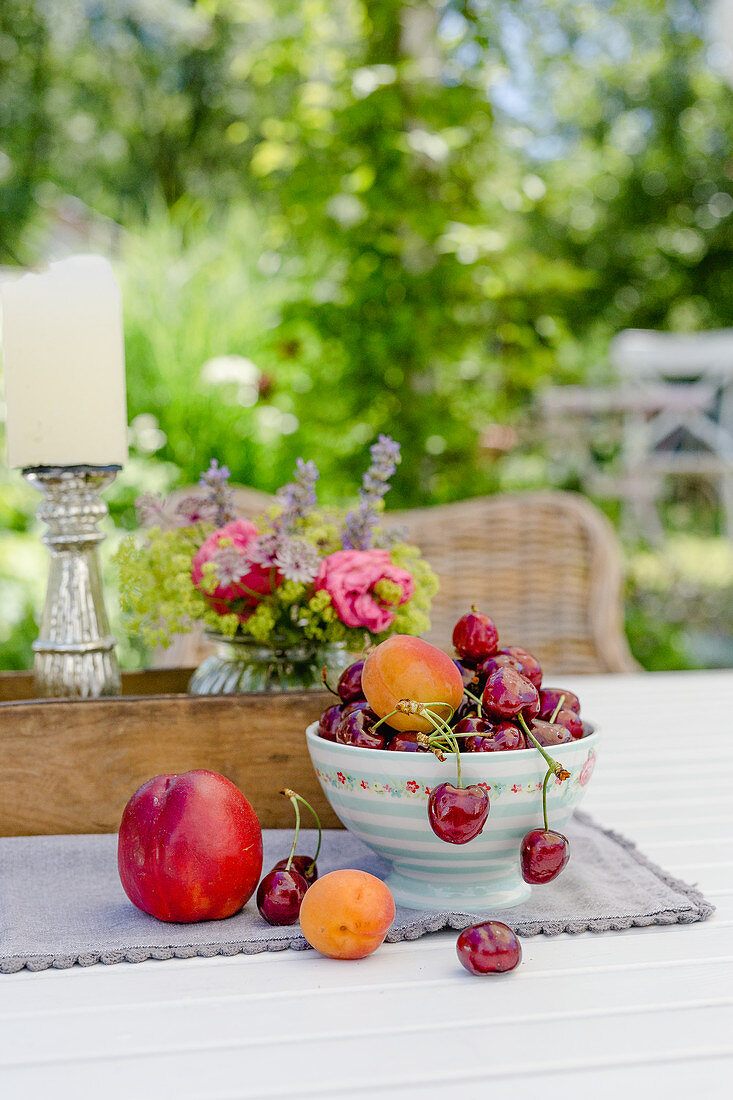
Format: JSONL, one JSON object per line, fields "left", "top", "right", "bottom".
{"left": 307, "top": 724, "right": 601, "bottom": 912}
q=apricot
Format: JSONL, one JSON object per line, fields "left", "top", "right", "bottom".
{"left": 299, "top": 870, "right": 395, "bottom": 960}
{"left": 361, "top": 634, "right": 464, "bottom": 732}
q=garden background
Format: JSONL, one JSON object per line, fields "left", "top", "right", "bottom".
{"left": 1, "top": 0, "right": 732, "bottom": 671}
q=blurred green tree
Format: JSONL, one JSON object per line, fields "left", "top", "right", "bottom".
{"left": 1, "top": 0, "right": 732, "bottom": 507}
{"left": 3, "top": 0, "right": 733, "bottom": 672}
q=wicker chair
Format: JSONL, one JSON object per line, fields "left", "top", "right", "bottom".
{"left": 393, "top": 491, "right": 637, "bottom": 675}
{"left": 156, "top": 488, "right": 637, "bottom": 676}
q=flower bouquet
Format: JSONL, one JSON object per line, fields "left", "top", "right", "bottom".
{"left": 117, "top": 437, "right": 438, "bottom": 693}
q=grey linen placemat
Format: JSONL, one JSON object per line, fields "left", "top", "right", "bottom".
{"left": 0, "top": 812, "right": 713, "bottom": 973}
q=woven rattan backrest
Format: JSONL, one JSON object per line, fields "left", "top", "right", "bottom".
{"left": 391, "top": 491, "right": 637, "bottom": 675}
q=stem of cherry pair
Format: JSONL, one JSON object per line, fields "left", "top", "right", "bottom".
{"left": 372, "top": 700, "right": 464, "bottom": 784}
{"left": 548, "top": 694, "right": 566, "bottom": 724}
{"left": 517, "top": 713, "right": 571, "bottom": 782}
{"left": 280, "top": 788, "right": 322, "bottom": 877}
{"left": 541, "top": 767, "right": 552, "bottom": 831}
{"left": 463, "top": 687, "right": 483, "bottom": 717}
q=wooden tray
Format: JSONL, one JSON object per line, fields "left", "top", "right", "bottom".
{"left": 0, "top": 670, "right": 339, "bottom": 837}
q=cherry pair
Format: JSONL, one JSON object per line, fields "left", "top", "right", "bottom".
{"left": 256, "top": 790, "right": 322, "bottom": 926}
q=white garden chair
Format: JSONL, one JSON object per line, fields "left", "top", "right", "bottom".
{"left": 610, "top": 328, "right": 733, "bottom": 541}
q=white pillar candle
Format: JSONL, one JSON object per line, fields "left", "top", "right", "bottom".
{"left": 1, "top": 255, "right": 129, "bottom": 469}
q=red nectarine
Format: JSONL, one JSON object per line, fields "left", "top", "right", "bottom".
{"left": 118, "top": 769, "right": 262, "bottom": 922}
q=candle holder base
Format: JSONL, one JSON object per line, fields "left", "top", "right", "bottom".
{"left": 23, "top": 465, "right": 122, "bottom": 699}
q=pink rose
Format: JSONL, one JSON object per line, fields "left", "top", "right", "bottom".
{"left": 191, "top": 519, "right": 273, "bottom": 617}
{"left": 315, "top": 549, "right": 414, "bottom": 634}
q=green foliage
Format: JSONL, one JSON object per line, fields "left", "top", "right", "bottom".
{"left": 625, "top": 536, "right": 733, "bottom": 669}
{"left": 116, "top": 524, "right": 209, "bottom": 649}
{"left": 118, "top": 203, "right": 325, "bottom": 495}
{"left": 5, "top": 1, "right": 732, "bottom": 504}
{"left": 2, "top": 0, "right": 733, "bottom": 670}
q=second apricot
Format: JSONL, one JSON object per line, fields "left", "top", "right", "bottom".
{"left": 361, "top": 634, "right": 464, "bottom": 732}
{"left": 298, "top": 869, "right": 395, "bottom": 960}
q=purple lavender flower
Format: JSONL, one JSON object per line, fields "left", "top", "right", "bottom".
{"left": 247, "top": 458, "right": 321, "bottom": 577}
{"left": 200, "top": 458, "right": 231, "bottom": 485}
{"left": 199, "top": 459, "right": 236, "bottom": 526}
{"left": 343, "top": 435, "right": 401, "bottom": 550}
{"left": 276, "top": 458, "right": 319, "bottom": 531}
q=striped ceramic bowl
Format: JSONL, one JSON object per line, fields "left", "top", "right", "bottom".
{"left": 306, "top": 723, "right": 600, "bottom": 911}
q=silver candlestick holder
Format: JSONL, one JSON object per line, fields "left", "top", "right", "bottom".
{"left": 23, "top": 465, "right": 122, "bottom": 698}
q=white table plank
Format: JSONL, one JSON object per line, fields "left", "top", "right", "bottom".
{"left": 1, "top": 669, "right": 731, "bottom": 1100}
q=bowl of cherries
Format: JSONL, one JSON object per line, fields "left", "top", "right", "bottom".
{"left": 306, "top": 610, "right": 600, "bottom": 911}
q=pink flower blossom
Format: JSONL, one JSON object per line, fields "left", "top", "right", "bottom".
{"left": 579, "top": 752, "right": 596, "bottom": 787}
{"left": 315, "top": 549, "right": 414, "bottom": 633}
{"left": 191, "top": 519, "right": 274, "bottom": 617}
{"left": 406, "top": 780, "right": 419, "bottom": 794}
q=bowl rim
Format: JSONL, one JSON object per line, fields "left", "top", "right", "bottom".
{"left": 305, "top": 720, "right": 600, "bottom": 760}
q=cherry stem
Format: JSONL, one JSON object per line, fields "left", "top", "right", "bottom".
{"left": 387, "top": 700, "right": 461, "bottom": 777}
{"left": 463, "top": 686, "right": 483, "bottom": 717}
{"left": 518, "top": 713, "right": 571, "bottom": 781}
{"left": 283, "top": 794, "right": 300, "bottom": 871}
{"left": 422, "top": 700, "right": 455, "bottom": 722}
{"left": 280, "top": 788, "right": 323, "bottom": 873}
{"left": 542, "top": 768, "right": 552, "bottom": 831}
{"left": 371, "top": 708, "right": 399, "bottom": 732}
{"left": 321, "top": 667, "right": 340, "bottom": 697}
{"left": 423, "top": 707, "right": 463, "bottom": 786}
{"left": 548, "top": 694, "right": 566, "bottom": 725}
{"left": 417, "top": 731, "right": 446, "bottom": 761}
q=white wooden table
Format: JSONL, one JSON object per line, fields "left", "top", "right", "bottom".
{"left": 1, "top": 670, "right": 731, "bottom": 1099}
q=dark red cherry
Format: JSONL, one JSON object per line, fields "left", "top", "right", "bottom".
{"left": 482, "top": 667, "right": 539, "bottom": 721}
{"left": 454, "top": 715, "right": 494, "bottom": 738}
{"left": 341, "top": 699, "right": 371, "bottom": 719}
{"left": 388, "top": 731, "right": 428, "bottom": 752}
{"left": 456, "top": 921, "right": 522, "bottom": 975}
{"left": 498, "top": 646, "right": 542, "bottom": 689}
{"left": 452, "top": 609, "right": 499, "bottom": 662}
{"left": 272, "top": 855, "right": 318, "bottom": 885}
{"left": 538, "top": 687, "right": 580, "bottom": 719}
{"left": 521, "top": 829, "right": 570, "bottom": 884}
{"left": 528, "top": 719, "right": 572, "bottom": 746}
{"left": 477, "top": 652, "right": 522, "bottom": 680}
{"left": 465, "top": 722, "right": 525, "bottom": 752}
{"left": 336, "top": 659, "right": 366, "bottom": 704}
{"left": 257, "top": 868, "right": 309, "bottom": 925}
{"left": 554, "top": 708, "right": 584, "bottom": 740}
{"left": 318, "top": 703, "right": 343, "bottom": 742}
{"left": 335, "top": 708, "right": 388, "bottom": 749}
{"left": 427, "top": 782, "right": 489, "bottom": 844}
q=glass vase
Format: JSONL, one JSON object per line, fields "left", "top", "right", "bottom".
{"left": 188, "top": 633, "right": 353, "bottom": 695}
